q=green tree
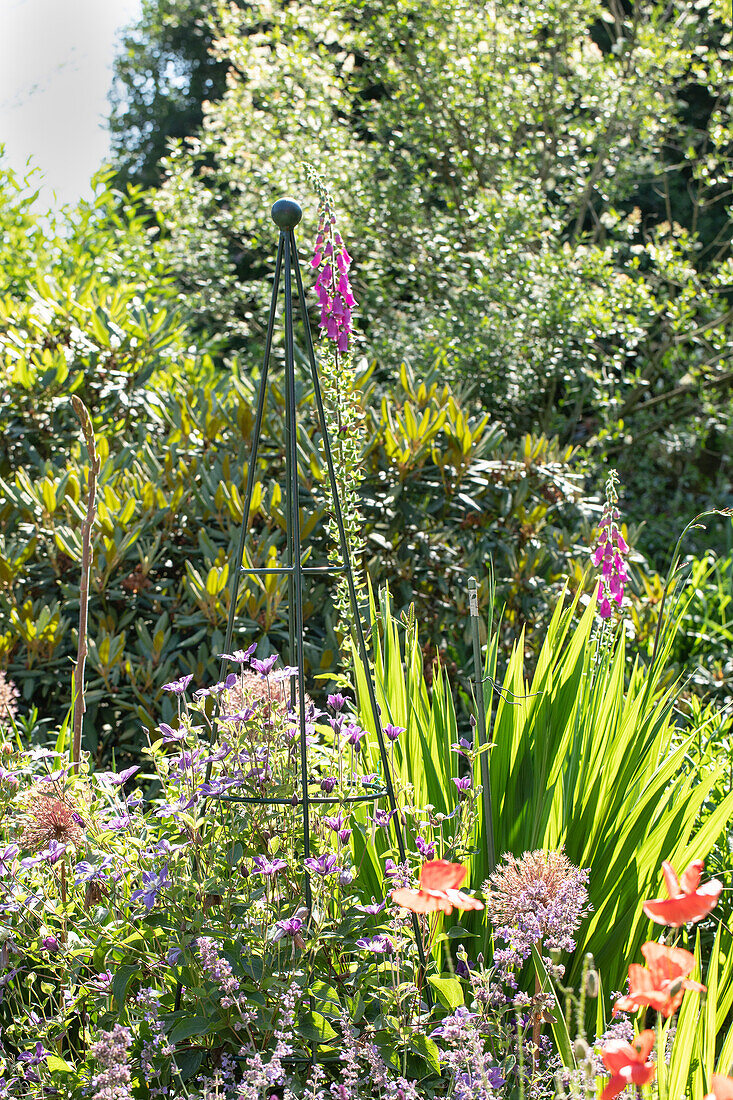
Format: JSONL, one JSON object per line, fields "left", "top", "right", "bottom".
{"left": 140, "top": 0, "right": 732, "bottom": 558}
{"left": 108, "top": 0, "right": 247, "bottom": 190}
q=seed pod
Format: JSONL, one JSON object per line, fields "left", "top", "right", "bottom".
{"left": 585, "top": 968, "right": 599, "bottom": 998}
{"left": 574, "top": 1038, "right": 590, "bottom": 1063}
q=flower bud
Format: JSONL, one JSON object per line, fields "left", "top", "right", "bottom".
{"left": 585, "top": 968, "right": 599, "bottom": 998}
{"left": 573, "top": 1038, "right": 590, "bottom": 1062}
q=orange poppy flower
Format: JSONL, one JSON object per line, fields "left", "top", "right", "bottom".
{"left": 643, "top": 859, "right": 722, "bottom": 927}
{"left": 600, "top": 1029, "right": 656, "bottom": 1100}
{"left": 705, "top": 1074, "right": 733, "bottom": 1100}
{"left": 613, "top": 941, "right": 705, "bottom": 1018}
{"left": 391, "top": 860, "right": 484, "bottom": 915}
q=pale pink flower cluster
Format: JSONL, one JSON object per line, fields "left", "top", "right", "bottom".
{"left": 311, "top": 197, "right": 355, "bottom": 355}
{"left": 592, "top": 483, "right": 629, "bottom": 619}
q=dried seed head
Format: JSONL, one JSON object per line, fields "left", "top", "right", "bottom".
{"left": 20, "top": 789, "right": 85, "bottom": 851}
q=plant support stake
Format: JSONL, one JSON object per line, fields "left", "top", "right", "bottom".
{"left": 468, "top": 575, "right": 495, "bottom": 873}
{"left": 71, "top": 397, "right": 100, "bottom": 775}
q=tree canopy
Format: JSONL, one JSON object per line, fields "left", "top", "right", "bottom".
{"left": 107, "top": 0, "right": 733, "bottom": 557}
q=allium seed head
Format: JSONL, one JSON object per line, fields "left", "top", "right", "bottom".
{"left": 19, "top": 789, "right": 85, "bottom": 852}
{"left": 488, "top": 847, "right": 589, "bottom": 968}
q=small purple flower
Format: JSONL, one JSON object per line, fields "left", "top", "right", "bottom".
{"left": 271, "top": 665, "right": 299, "bottom": 682}
{"left": 42, "top": 935, "right": 59, "bottom": 953}
{"left": 356, "top": 934, "right": 394, "bottom": 956}
{"left": 18, "top": 1042, "right": 48, "bottom": 1067}
{"left": 344, "top": 723, "right": 366, "bottom": 748}
{"left": 452, "top": 776, "right": 472, "bottom": 794}
{"left": 320, "top": 776, "right": 338, "bottom": 794}
{"left": 416, "top": 836, "right": 436, "bottom": 860}
{"left": 196, "top": 673, "right": 238, "bottom": 698}
{"left": 373, "top": 809, "right": 396, "bottom": 829}
{"left": 339, "top": 868, "right": 355, "bottom": 886}
{"left": 0, "top": 845, "right": 18, "bottom": 878}
{"left": 327, "top": 693, "right": 347, "bottom": 712}
{"left": 252, "top": 855, "right": 288, "bottom": 878}
{"left": 429, "top": 1006, "right": 480, "bottom": 1040}
{"left": 274, "top": 917, "right": 302, "bottom": 938}
{"left": 157, "top": 722, "right": 185, "bottom": 743}
{"left": 451, "top": 737, "right": 473, "bottom": 757}
{"left": 323, "top": 813, "right": 345, "bottom": 832}
{"left": 360, "top": 773, "right": 380, "bottom": 786}
{"left": 354, "top": 899, "right": 386, "bottom": 915}
{"left": 304, "top": 854, "right": 340, "bottom": 877}
{"left": 384, "top": 724, "right": 405, "bottom": 742}
{"left": 88, "top": 969, "right": 114, "bottom": 992}
{"left": 98, "top": 766, "right": 140, "bottom": 786}
{"left": 20, "top": 853, "right": 46, "bottom": 869}
{"left": 219, "top": 644, "right": 257, "bottom": 664}
{"left": 75, "top": 855, "right": 114, "bottom": 885}
{"left": 130, "top": 865, "right": 171, "bottom": 911}
{"left": 338, "top": 829, "right": 352, "bottom": 846}
{"left": 250, "top": 655, "right": 279, "bottom": 677}
{"left": 161, "top": 674, "right": 194, "bottom": 695}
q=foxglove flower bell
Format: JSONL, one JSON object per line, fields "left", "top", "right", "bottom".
{"left": 311, "top": 194, "right": 356, "bottom": 356}
{"left": 592, "top": 471, "right": 629, "bottom": 619}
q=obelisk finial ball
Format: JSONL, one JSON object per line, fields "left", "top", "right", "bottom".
{"left": 271, "top": 198, "right": 303, "bottom": 229}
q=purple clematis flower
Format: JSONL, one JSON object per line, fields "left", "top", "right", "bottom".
{"left": 75, "top": 855, "right": 114, "bottom": 885}
{"left": 130, "top": 865, "right": 171, "bottom": 910}
{"left": 251, "top": 655, "right": 279, "bottom": 677}
{"left": 161, "top": 674, "right": 194, "bottom": 695}
{"left": 384, "top": 724, "right": 405, "bottom": 742}
{"left": 304, "top": 854, "right": 340, "bottom": 877}
{"left": 356, "top": 934, "right": 395, "bottom": 956}
{"left": 327, "top": 693, "right": 347, "bottom": 712}
{"left": 97, "top": 766, "right": 140, "bottom": 786}
{"left": 219, "top": 643, "right": 257, "bottom": 664}
{"left": 195, "top": 674, "right": 237, "bottom": 699}
{"left": 344, "top": 723, "right": 366, "bottom": 748}
{"left": 157, "top": 722, "right": 185, "bottom": 743}
{"left": 416, "top": 836, "right": 436, "bottom": 860}
{"left": 0, "top": 845, "right": 19, "bottom": 876}
{"left": 252, "top": 855, "right": 288, "bottom": 878}
{"left": 354, "top": 899, "right": 386, "bottom": 915}
{"left": 452, "top": 776, "right": 472, "bottom": 793}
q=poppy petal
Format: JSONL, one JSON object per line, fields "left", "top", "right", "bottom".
{"left": 643, "top": 881, "right": 721, "bottom": 926}
{"left": 390, "top": 888, "right": 439, "bottom": 913}
{"left": 641, "top": 941, "right": 696, "bottom": 981}
{"left": 706, "top": 1074, "right": 733, "bottom": 1100}
{"left": 419, "top": 860, "right": 466, "bottom": 891}
{"left": 679, "top": 859, "right": 704, "bottom": 894}
{"left": 662, "top": 860, "right": 680, "bottom": 897}
{"left": 600, "top": 1076, "right": 627, "bottom": 1100}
